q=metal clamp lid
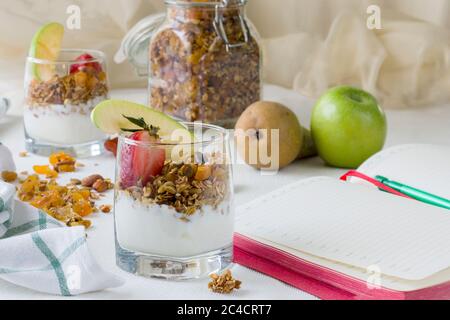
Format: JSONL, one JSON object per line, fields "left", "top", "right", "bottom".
{"left": 213, "top": 0, "right": 250, "bottom": 51}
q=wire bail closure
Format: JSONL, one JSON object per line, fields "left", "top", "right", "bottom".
{"left": 213, "top": 0, "right": 249, "bottom": 51}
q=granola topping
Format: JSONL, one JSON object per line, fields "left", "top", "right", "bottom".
{"left": 120, "top": 158, "right": 228, "bottom": 216}
{"left": 26, "top": 68, "right": 108, "bottom": 108}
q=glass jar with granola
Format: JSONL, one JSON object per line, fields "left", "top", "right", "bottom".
{"left": 114, "top": 121, "right": 234, "bottom": 280}
{"left": 148, "top": 0, "right": 261, "bottom": 127}
{"left": 24, "top": 49, "right": 109, "bottom": 157}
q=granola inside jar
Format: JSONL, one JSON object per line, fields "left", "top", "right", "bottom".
{"left": 149, "top": 0, "right": 261, "bottom": 127}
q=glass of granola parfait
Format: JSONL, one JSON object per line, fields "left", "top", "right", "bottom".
{"left": 24, "top": 48, "right": 109, "bottom": 157}
{"left": 24, "top": 22, "right": 110, "bottom": 157}
{"left": 113, "top": 116, "right": 234, "bottom": 280}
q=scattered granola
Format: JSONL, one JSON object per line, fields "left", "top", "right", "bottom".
{"left": 17, "top": 152, "right": 113, "bottom": 228}
{"left": 1, "top": 171, "right": 18, "bottom": 183}
{"left": 19, "top": 151, "right": 28, "bottom": 158}
{"left": 208, "top": 270, "right": 242, "bottom": 294}
{"left": 99, "top": 204, "right": 112, "bottom": 214}
{"left": 18, "top": 174, "right": 95, "bottom": 228}
{"left": 33, "top": 152, "right": 78, "bottom": 179}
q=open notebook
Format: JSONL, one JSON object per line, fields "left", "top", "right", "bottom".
{"left": 234, "top": 144, "right": 450, "bottom": 300}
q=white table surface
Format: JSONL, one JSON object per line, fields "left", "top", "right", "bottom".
{"left": 1, "top": 84, "right": 449, "bottom": 300}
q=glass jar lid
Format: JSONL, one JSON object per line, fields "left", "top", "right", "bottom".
{"left": 115, "top": 13, "right": 166, "bottom": 77}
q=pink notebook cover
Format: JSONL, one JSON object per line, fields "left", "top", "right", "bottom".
{"left": 234, "top": 234, "right": 450, "bottom": 300}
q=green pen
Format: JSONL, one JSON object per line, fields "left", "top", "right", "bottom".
{"left": 376, "top": 176, "right": 450, "bottom": 211}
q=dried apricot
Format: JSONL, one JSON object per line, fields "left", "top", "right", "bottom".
{"left": 195, "top": 165, "right": 212, "bottom": 181}
{"left": 33, "top": 165, "right": 58, "bottom": 178}
{"left": 73, "top": 199, "right": 93, "bottom": 217}
{"left": 1, "top": 171, "right": 18, "bottom": 183}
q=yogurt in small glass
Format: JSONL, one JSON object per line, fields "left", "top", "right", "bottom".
{"left": 24, "top": 49, "right": 109, "bottom": 157}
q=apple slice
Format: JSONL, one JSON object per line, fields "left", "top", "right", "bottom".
{"left": 91, "top": 100, "right": 192, "bottom": 141}
{"left": 29, "top": 22, "right": 64, "bottom": 81}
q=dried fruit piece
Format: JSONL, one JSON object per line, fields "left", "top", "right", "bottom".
{"left": 73, "top": 199, "right": 93, "bottom": 217}
{"left": 49, "top": 152, "right": 76, "bottom": 172}
{"left": 49, "top": 152, "right": 74, "bottom": 165}
{"left": 69, "top": 178, "right": 82, "bottom": 186}
{"left": 1, "top": 171, "right": 18, "bottom": 183}
{"left": 104, "top": 138, "right": 118, "bottom": 156}
{"left": 99, "top": 204, "right": 112, "bottom": 213}
{"left": 195, "top": 165, "right": 212, "bottom": 181}
{"left": 33, "top": 165, "right": 58, "bottom": 178}
{"left": 67, "top": 216, "right": 92, "bottom": 229}
{"left": 92, "top": 179, "right": 108, "bottom": 193}
{"left": 56, "top": 164, "right": 76, "bottom": 173}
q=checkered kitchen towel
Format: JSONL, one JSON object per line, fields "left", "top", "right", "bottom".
{"left": 0, "top": 180, "right": 123, "bottom": 296}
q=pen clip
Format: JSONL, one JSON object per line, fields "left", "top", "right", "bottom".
{"left": 340, "top": 170, "right": 413, "bottom": 200}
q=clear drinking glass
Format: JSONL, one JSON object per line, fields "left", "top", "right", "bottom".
{"left": 114, "top": 123, "right": 234, "bottom": 280}
{"left": 24, "top": 49, "right": 109, "bottom": 157}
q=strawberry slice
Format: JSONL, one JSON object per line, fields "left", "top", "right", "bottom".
{"left": 120, "top": 131, "right": 165, "bottom": 188}
{"left": 70, "top": 53, "right": 102, "bottom": 74}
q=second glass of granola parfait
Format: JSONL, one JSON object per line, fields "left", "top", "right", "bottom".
{"left": 24, "top": 49, "right": 109, "bottom": 157}
{"left": 114, "top": 123, "right": 234, "bottom": 280}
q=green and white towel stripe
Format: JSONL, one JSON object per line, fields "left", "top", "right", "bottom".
{"left": 0, "top": 180, "right": 123, "bottom": 296}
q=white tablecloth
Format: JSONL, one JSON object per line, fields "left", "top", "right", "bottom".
{"left": 1, "top": 84, "right": 449, "bottom": 300}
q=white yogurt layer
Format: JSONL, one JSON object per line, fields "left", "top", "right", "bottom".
{"left": 24, "top": 97, "right": 107, "bottom": 145}
{"left": 115, "top": 193, "right": 234, "bottom": 258}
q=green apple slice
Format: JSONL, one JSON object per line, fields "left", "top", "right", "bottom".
{"left": 29, "top": 22, "right": 64, "bottom": 80}
{"left": 91, "top": 100, "right": 192, "bottom": 141}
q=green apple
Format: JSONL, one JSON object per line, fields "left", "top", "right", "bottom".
{"left": 29, "top": 22, "right": 64, "bottom": 80}
{"left": 311, "top": 86, "right": 387, "bottom": 168}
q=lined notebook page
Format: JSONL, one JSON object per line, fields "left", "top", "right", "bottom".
{"left": 246, "top": 235, "right": 450, "bottom": 292}
{"left": 357, "top": 144, "right": 450, "bottom": 199}
{"left": 236, "top": 177, "right": 450, "bottom": 281}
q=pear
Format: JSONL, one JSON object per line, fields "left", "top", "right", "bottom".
{"left": 235, "top": 101, "right": 304, "bottom": 170}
